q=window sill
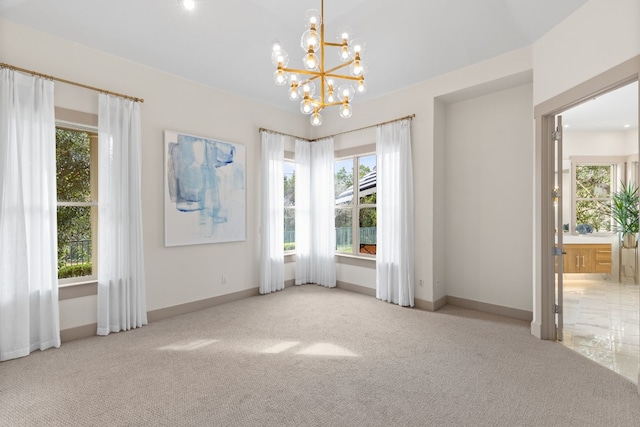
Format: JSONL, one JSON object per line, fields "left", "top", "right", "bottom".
{"left": 335, "top": 252, "right": 376, "bottom": 268}
{"left": 284, "top": 252, "right": 376, "bottom": 267}
{"left": 58, "top": 280, "right": 97, "bottom": 300}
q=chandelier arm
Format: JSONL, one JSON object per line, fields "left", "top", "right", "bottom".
{"left": 324, "top": 61, "right": 354, "bottom": 75}
{"left": 323, "top": 42, "right": 343, "bottom": 47}
{"left": 319, "top": 101, "right": 345, "bottom": 108}
{"left": 282, "top": 68, "right": 322, "bottom": 77}
{"left": 324, "top": 73, "right": 362, "bottom": 81}
{"left": 309, "top": 100, "right": 344, "bottom": 109}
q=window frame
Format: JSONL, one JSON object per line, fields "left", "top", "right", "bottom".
{"left": 334, "top": 146, "right": 377, "bottom": 259}
{"left": 570, "top": 155, "right": 626, "bottom": 235}
{"left": 56, "top": 121, "right": 99, "bottom": 286}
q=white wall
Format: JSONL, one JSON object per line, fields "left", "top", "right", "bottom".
{"left": 1, "top": 19, "right": 309, "bottom": 330}
{"left": 533, "top": 0, "right": 640, "bottom": 105}
{"left": 320, "top": 47, "right": 534, "bottom": 304}
{"left": 563, "top": 131, "right": 637, "bottom": 158}
{"left": 444, "top": 83, "right": 534, "bottom": 311}
{"left": 5, "top": 0, "right": 637, "bottom": 333}
{"left": 531, "top": 0, "right": 640, "bottom": 336}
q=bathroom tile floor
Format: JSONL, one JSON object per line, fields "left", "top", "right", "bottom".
{"left": 561, "top": 274, "right": 639, "bottom": 383}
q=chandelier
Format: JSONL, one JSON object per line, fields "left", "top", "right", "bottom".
{"left": 271, "top": 0, "right": 367, "bottom": 126}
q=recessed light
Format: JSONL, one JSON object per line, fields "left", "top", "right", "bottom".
{"left": 181, "top": 0, "right": 195, "bottom": 11}
{"left": 624, "top": 124, "right": 631, "bottom": 128}
{"left": 564, "top": 124, "right": 570, "bottom": 128}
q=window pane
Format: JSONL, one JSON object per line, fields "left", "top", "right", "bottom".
{"left": 284, "top": 161, "right": 295, "bottom": 206}
{"left": 335, "top": 159, "right": 354, "bottom": 205}
{"left": 56, "top": 129, "right": 91, "bottom": 202}
{"left": 576, "top": 165, "right": 611, "bottom": 199}
{"left": 576, "top": 199, "right": 611, "bottom": 232}
{"left": 284, "top": 207, "right": 295, "bottom": 251}
{"left": 335, "top": 207, "right": 352, "bottom": 252}
{"left": 57, "top": 206, "right": 93, "bottom": 279}
{"left": 359, "top": 207, "right": 376, "bottom": 254}
{"left": 358, "top": 155, "right": 376, "bottom": 204}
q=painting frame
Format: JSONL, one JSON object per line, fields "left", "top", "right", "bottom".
{"left": 164, "top": 130, "right": 246, "bottom": 247}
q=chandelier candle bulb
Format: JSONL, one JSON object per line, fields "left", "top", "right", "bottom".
{"left": 271, "top": 0, "right": 367, "bottom": 126}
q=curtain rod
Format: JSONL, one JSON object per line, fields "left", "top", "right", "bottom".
{"left": 258, "top": 127, "right": 307, "bottom": 141}
{"left": 310, "top": 114, "right": 415, "bottom": 141}
{"left": 0, "top": 62, "right": 144, "bottom": 103}
{"left": 259, "top": 113, "right": 415, "bottom": 142}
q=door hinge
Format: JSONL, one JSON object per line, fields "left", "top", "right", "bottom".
{"left": 552, "top": 130, "right": 562, "bottom": 141}
{"left": 552, "top": 246, "right": 565, "bottom": 256}
{"left": 554, "top": 304, "right": 561, "bottom": 314}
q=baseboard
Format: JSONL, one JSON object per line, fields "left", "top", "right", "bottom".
{"left": 60, "top": 323, "right": 97, "bottom": 343}
{"left": 147, "top": 287, "right": 260, "bottom": 322}
{"left": 414, "top": 296, "right": 447, "bottom": 312}
{"left": 59, "top": 285, "right": 532, "bottom": 344}
{"left": 530, "top": 320, "right": 542, "bottom": 339}
{"left": 336, "top": 281, "right": 450, "bottom": 311}
{"left": 60, "top": 287, "right": 261, "bottom": 343}
{"left": 446, "top": 296, "right": 533, "bottom": 322}
{"left": 336, "top": 280, "right": 376, "bottom": 297}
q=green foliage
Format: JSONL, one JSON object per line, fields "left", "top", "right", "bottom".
{"left": 58, "top": 263, "right": 92, "bottom": 279}
{"left": 284, "top": 242, "right": 296, "bottom": 251}
{"left": 358, "top": 164, "right": 370, "bottom": 179}
{"left": 284, "top": 170, "right": 295, "bottom": 206}
{"left": 335, "top": 166, "right": 353, "bottom": 199}
{"left": 56, "top": 129, "right": 91, "bottom": 202}
{"left": 56, "top": 128, "right": 93, "bottom": 271}
{"left": 360, "top": 193, "right": 377, "bottom": 205}
{"left": 335, "top": 207, "right": 352, "bottom": 228}
{"left": 575, "top": 165, "right": 612, "bottom": 232}
{"left": 611, "top": 181, "right": 639, "bottom": 234}
{"left": 359, "top": 207, "right": 377, "bottom": 228}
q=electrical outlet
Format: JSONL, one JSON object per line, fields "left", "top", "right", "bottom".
{"left": 436, "top": 279, "right": 441, "bottom": 287}
{"left": 221, "top": 275, "right": 227, "bottom": 284}
{"left": 419, "top": 279, "right": 424, "bottom": 287}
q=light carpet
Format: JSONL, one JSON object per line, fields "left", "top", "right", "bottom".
{"left": 1, "top": 285, "right": 639, "bottom": 426}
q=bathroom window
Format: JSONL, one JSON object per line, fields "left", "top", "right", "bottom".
{"left": 571, "top": 160, "right": 624, "bottom": 233}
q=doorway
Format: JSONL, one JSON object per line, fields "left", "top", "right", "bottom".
{"left": 535, "top": 56, "right": 640, "bottom": 386}
{"left": 557, "top": 82, "right": 639, "bottom": 383}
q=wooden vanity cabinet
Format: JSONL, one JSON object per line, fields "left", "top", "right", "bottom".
{"left": 561, "top": 243, "right": 611, "bottom": 274}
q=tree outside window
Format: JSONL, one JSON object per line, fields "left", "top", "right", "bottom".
{"left": 284, "top": 160, "right": 295, "bottom": 251}
{"left": 56, "top": 128, "right": 97, "bottom": 279}
{"left": 335, "top": 154, "right": 376, "bottom": 255}
{"left": 574, "top": 164, "right": 614, "bottom": 232}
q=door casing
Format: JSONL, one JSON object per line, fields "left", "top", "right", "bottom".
{"left": 533, "top": 55, "right": 640, "bottom": 386}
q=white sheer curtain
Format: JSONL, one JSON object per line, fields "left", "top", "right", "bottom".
{"left": 310, "top": 138, "right": 336, "bottom": 287}
{"left": 294, "top": 139, "right": 311, "bottom": 284}
{"left": 260, "top": 131, "right": 284, "bottom": 294}
{"left": 97, "top": 94, "right": 147, "bottom": 335}
{"left": 0, "top": 69, "right": 60, "bottom": 361}
{"left": 376, "top": 119, "right": 415, "bottom": 306}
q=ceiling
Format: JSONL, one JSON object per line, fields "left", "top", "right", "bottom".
{"left": 562, "top": 81, "right": 639, "bottom": 132}
{"left": 0, "top": 0, "right": 592, "bottom": 116}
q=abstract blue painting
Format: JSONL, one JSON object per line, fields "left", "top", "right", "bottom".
{"left": 164, "top": 130, "right": 246, "bottom": 246}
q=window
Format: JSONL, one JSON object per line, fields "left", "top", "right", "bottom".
{"left": 56, "top": 127, "right": 98, "bottom": 281}
{"left": 335, "top": 154, "right": 377, "bottom": 255}
{"left": 284, "top": 160, "right": 295, "bottom": 251}
{"left": 572, "top": 161, "right": 620, "bottom": 233}
{"left": 575, "top": 164, "right": 613, "bottom": 232}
